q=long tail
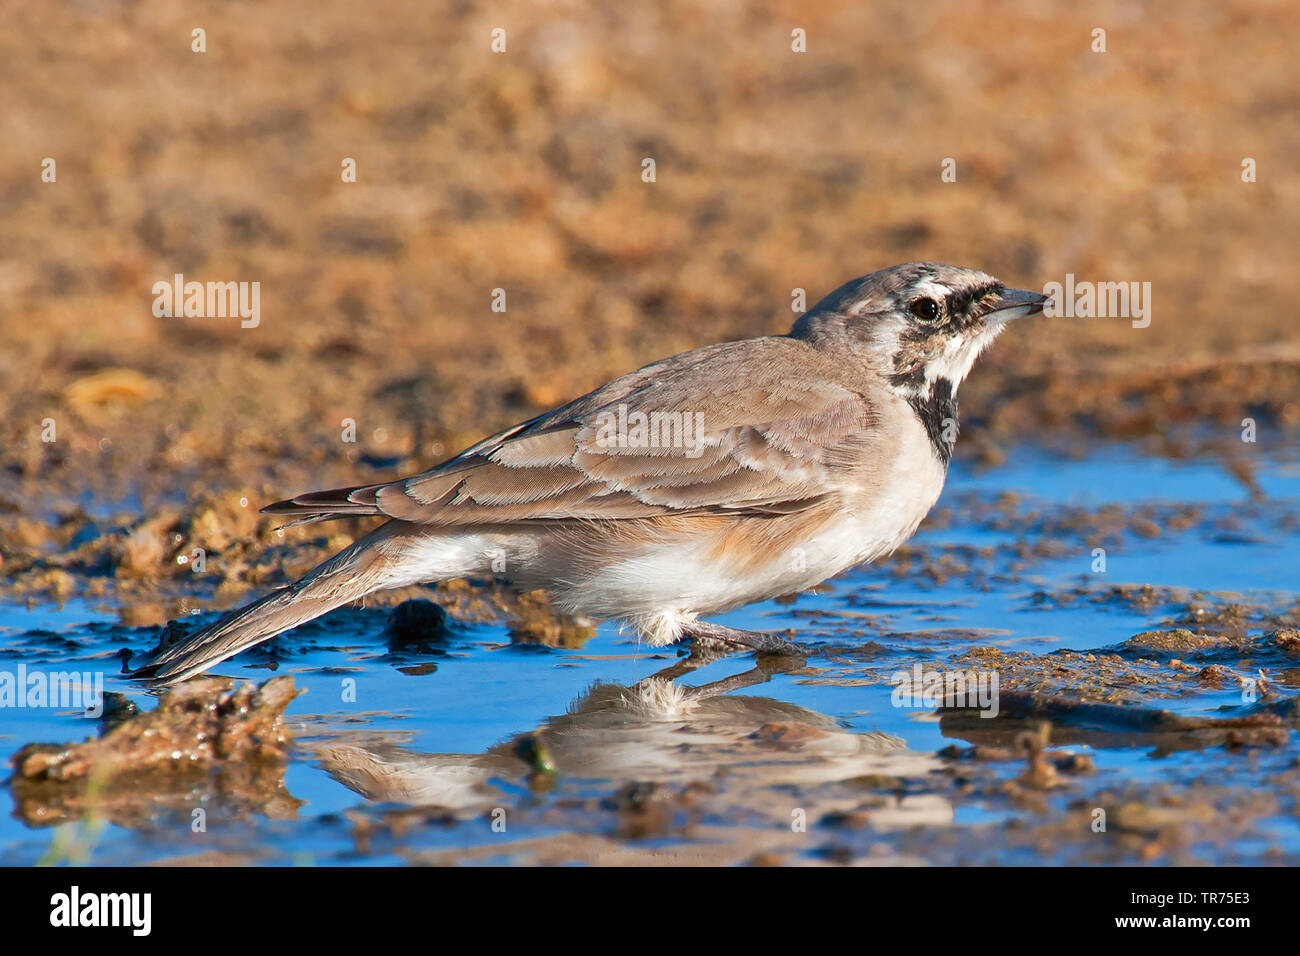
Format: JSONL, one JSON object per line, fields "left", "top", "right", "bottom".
{"left": 134, "top": 522, "right": 405, "bottom": 685}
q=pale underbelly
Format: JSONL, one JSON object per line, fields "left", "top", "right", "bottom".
{"left": 390, "top": 452, "right": 944, "bottom": 642}
{"left": 544, "top": 507, "right": 932, "bottom": 625}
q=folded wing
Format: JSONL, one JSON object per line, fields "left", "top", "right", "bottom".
{"left": 263, "top": 338, "right": 877, "bottom": 525}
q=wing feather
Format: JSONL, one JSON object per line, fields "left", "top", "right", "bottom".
{"left": 262, "top": 338, "right": 877, "bottom": 525}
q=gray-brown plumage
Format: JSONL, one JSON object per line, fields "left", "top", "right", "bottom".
{"left": 266, "top": 340, "right": 873, "bottom": 524}
{"left": 133, "top": 262, "right": 1046, "bottom": 683}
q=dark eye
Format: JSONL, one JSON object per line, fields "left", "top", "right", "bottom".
{"left": 910, "top": 297, "right": 940, "bottom": 321}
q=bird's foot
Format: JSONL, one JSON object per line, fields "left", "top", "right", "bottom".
{"left": 681, "top": 620, "right": 806, "bottom": 657}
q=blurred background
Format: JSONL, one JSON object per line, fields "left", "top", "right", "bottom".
{"left": 1, "top": 0, "right": 1297, "bottom": 584}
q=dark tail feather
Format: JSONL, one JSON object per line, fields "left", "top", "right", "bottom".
{"left": 133, "top": 524, "right": 400, "bottom": 685}
{"left": 260, "top": 484, "right": 387, "bottom": 520}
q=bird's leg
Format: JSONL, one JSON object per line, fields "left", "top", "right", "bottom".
{"left": 681, "top": 620, "right": 806, "bottom": 657}
{"left": 637, "top": 625, "right": 805, "bottom": 699}
{"left": 683, "top": 655, "right": 807, "bottom": 701}
{"left": 639, "top": 648, "right": 721, "bottom": 683}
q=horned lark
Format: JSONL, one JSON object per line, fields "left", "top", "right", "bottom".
{"left": 135, "top": 262, "right": 1047, "bottom": 683}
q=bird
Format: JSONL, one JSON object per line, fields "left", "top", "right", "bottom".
{"left": 133, "top": 262, "right": 1048, "bottom": 684}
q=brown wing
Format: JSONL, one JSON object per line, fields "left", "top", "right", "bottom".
{"left": 264, "top": 337, "right": 878, "bottom": 526}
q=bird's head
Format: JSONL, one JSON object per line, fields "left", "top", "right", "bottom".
{"left": 790, "top": 262, "right": 1048, "bottom": 398}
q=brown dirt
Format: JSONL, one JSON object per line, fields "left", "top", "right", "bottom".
{"left": 10, "top": 676, "right": 302, "bottom": 829}
{"left": 1, "top": 0, "right": 1297, "bottom": 590}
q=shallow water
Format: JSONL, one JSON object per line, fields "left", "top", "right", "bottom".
{"left": 3, "top": 438, "right": 1299, "bottom": 865}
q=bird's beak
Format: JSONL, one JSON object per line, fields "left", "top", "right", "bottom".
{"left": 983, "top": 287, "right": 1051, "bottom": 324}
